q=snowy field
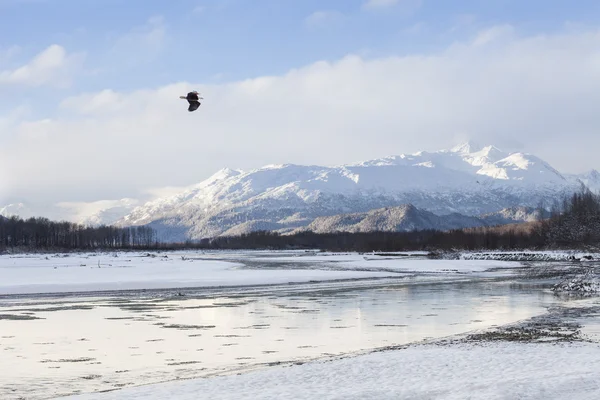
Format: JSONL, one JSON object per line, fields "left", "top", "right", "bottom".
{"left": 0, "top": 250, "right": 522, "bottom": 295}
{"left": 1, "top": 250, "right": 599, "bottom": 399}
{"left": 0, "top": 251, "right": 392, "bottom": 295}
{"left": 66, "top": 341, "right": 600, "bottom": 400}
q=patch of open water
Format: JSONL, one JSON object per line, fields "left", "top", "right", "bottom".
{"left": 0, "top": 277, "right": 577, "bottom": 400}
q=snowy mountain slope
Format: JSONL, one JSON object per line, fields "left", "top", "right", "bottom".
{"left": 480, "top": 206, "right": 551, "bottom": 226}
{"left": 567, "top": 169, "right": 600, "bottom": 193}
{"left": 295, "top": 204, "right": 487, "bottom": 234}
{"left": 110, "top": 142, "right": 587, "bottom": 241}
{"left": 289, "top": 205, "right": 547, "bottom": 235}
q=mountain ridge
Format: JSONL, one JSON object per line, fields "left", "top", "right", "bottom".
{"left": 113, "top": 142, "right": 591, "bottom": 240}
{"left": 290, "top": 204, "right": 548, "bottom": 235}
{"left": 1, "top": 141, "right": 596, "bottom": 241}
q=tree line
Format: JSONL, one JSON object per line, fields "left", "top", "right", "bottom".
{"left": 0, "top": 216, "right": 157, "bottom": 251}
{"left": 181, "top": 225, "right": 544, "bottom": 252}
{"left": 2, "top": 187, "right": 600, "bottom": 252}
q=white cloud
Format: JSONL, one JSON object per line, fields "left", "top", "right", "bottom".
{"left": 0, "top": 105, "right": 29, "bottom": 133}
{"left": 16, "top": 118, "right": 53, "bottom": 141}
{"left": 0, "top": 44, "right": 85, "bottom": 87}
{"left": 59, "top": 89, "right": 126, "bottom": 115}
{"left": 4, "top": 25, "right": 600, "bottom": 203}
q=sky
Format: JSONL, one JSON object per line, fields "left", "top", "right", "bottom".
{"left": 2, "top": 0, "right": 600, "bottom": 205}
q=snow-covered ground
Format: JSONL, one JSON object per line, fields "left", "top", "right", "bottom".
{"left": 2, "top": 250, "right": 599, "bottom": 399}
{"left": 64, "top": 341, "right": 600, "bottom": 400}
{"left": 0, "top": 251, "right": 523, "bottom": 295}
{"left": 0, "top": 251, "right": 394, "bottom": 295}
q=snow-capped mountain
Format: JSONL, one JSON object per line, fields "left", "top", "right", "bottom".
{"left": 3, "top": 142, "right": 597, "bottom": 240}
{"left": 113, "top": 141, "right": 587, "bottom": 241}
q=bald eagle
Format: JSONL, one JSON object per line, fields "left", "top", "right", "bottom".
{"left": 179, "top": 91, "right": 203, "bottom": 112}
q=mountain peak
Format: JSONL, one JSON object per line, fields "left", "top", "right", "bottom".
{"left": 450, "top": 140, "right": 484, "bottom": 154}
{"left": 570, "top": 169, "right": 600, "bottom": 192}
{"left": 202, "top": 167, "right": 243, "bottom": 183}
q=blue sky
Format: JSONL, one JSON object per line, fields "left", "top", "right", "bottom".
{"left": 3, "top": 0, "right": 600, "bottom": 204}
{"left": 3, "top": 0, "right": 600, "bottom": 93}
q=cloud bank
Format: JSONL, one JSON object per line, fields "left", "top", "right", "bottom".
{"left": 2, "top": 25, "right": 600, "bottom": 203}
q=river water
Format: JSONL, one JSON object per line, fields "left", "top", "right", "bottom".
{"left": 0, "top": 273, "right": 570, "bottom": 400}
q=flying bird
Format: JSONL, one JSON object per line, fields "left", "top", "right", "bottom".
{"left": 180, "top": 91, "right": 203, "bottom": 112}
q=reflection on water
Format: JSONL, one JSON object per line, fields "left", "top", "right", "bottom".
{"left": 0, "top": 280, "right": 568, "bottom": 399}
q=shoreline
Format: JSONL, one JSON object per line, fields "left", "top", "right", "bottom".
{"left": 61, "top": 299, "right": 600, "bottom": 400}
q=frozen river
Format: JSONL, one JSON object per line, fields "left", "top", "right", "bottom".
{"left": 0, "top": 250, "right": 579, "bottom": 399}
